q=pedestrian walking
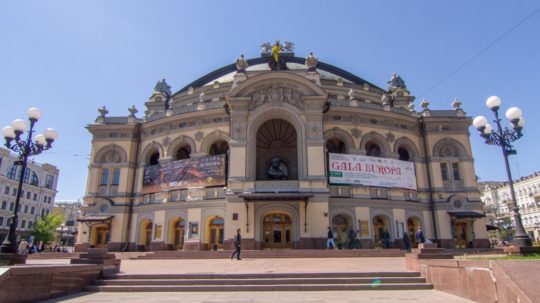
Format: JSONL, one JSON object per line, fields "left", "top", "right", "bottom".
{"left": 327, "top": 227, "right": 336, "bottom": 249}
{"left": 415, "top": 226, "right": 425, "bottom": 244}
{"left": 231, "top": 228, "right": 242, "bottom": 260}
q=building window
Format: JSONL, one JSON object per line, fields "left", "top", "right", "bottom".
{"left": 33, "top": 193, "right": 37, "bottom": 201}
{"left": 41, "top": 209, "right": 45, "bottom": 216}
{"left": 0, "top": 217, "right": 3, "bottom": 227}
{"left": 4, "top": 186, "right": 9, "bottom": 195}
{"left": 28, "top": 221, "right": 32, "bottom": 229}
{"left": 7, "top": 166, "right": 17, "bottom": 179}
{"left": 9, "top": 202, "right": 14, "bottom": 211}
{"left": 12, "top": 188, "right": 17, "bottom": 196}
{"left": 26, "top": 191, "right": 31, "bottom": 200}
{"left": 31, "top": 206, "right": 35, "bottom": 215}
{"left": 21, "top": 220, "right": 26, "bottom": 229}
{"left": 440, "top": 163, "right": 449, "bottom": 181}
{"left": 452, "top": 163, "right": 461, "bottom": 180}
{"left": 112, "top": 168, "right": 120, "bottom": 186}
{"left": 100, "top": 168, "right": 110, "bottom": 186}
{"left": 1, "top": 201, "right": 6, "bottom": 209}
{"left": 45, "top": 175, "right": 54, "bottom": 189}
{"left": 24, "top": 205, "right": 28, "bottom": 214}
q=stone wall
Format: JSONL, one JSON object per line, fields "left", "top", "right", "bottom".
{"left": 0, "top": 264, "right": 101, "bottom": 303}
{"left": 411, "top": 259, "right": 539, "bottom": 303}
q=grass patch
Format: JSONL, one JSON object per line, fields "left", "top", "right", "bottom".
{"left": 459, "top": 254, "right": 540, "bottom": 260}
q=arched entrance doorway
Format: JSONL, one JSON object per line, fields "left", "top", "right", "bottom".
{"left": 168, "top": 217, "right": 185, "bottom": 250}
{"left": 256, "top": 119, "right": 298, "bottom": 180}
{"left": 407, "top": 217, "right": 422, "bottom": 248}
{"left": 373, "top": 215, "right": 391, "bottom": 248}
{"left": 138, "top": 219, "right": 153, "bottom": 251}
{"left": 262, "top": 213, "right": 292, "bottom": 249}
{"left": 91, "top": 224, "right": 109, "bottom": 248}
{"left": 207, "top": 217, "right": 224, "bottom": 250}
{"left": 332, "top": 214, "right": 352, "bottom": 249}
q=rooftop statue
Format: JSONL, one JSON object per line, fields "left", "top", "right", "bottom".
{"left": 283, "top": 41, "right": 295, "bottom": 52}
{"left": 387, "top": 73, "right": 406, "bottom": 91}
{"left": 261, "top": 42, "right": 272, "bottom": 53}
{"left": 235, "top": 54, "right": 249, "bottom": 73}
{"left": 154, "top": 78, "right": 172, "bottom": 96}
{"left": 272, "top": 41, "right": 282, "bottom": 62}
{"left": 305, "top": 52, "right": 318, "bottom": 72}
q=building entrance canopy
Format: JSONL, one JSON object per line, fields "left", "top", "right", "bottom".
{"left": 447, "top": 211, "right": 485, "bottom": 219}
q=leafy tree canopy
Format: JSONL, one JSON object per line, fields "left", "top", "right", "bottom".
{"left": 31, "top": 213, "right": 63, "bottom": 244}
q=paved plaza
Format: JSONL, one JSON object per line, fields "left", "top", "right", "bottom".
{"left": 29, "top": 256, "right": 474, "bottom": 302}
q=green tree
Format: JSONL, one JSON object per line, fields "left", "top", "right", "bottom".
{"left": 31, "top": 213, "right": 63, "bottom": 244}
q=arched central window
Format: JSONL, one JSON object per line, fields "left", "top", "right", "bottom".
{"left": 256, "top": 119, "right": 298, "bottom": 180}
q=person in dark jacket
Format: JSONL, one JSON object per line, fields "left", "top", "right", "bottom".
{"left": 231, "top": 228, "right": 242, "bottom": 260}
{"left": 403, "top": 232, "right": 411, "bottom": 251}
{"left": 415, "top": 226, "right": 425, "bottom": 244}
{"left": 327, "top": 227, "right": 336, "bottom": 249}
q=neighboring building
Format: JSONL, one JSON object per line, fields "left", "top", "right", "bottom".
{"left": 0, "top": 147, "right": 59, "bottom": 242}
{"left": 77, "top": 44, "right": 489, "bottom": 252}
{"left": 53, "top": 200, "right": 82, "bottom": 246}
{"left": 479, "top": 172, "right": 540, "bottom": 242}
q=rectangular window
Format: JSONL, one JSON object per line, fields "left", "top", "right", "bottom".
{"left": 45, "top": 175, "right": 54, "bottom": 189}
{"left": 24, "top": 205, "right": 28, "bottom": 214}
{"left": 12, "top": 188, "right": 17, "bottom": 196}
{"left": 21, "top": 220, "right": 26, "bottom": 229}
{"left": 452, "top": 163, "right": 461, "bottom": 181}
{"left": 45, "top": 209, "right": 49, "bottom": 215}
{"left": 28, "top": 221, "right": 32, "bottom": 229}
{"left": 33, "top": 193, "right": 37, "bottom": 201}
{"left": 43, "top": 196, "right": 47, "bottom": 203}
{"left": 0, "top": 217, "right": 3, "bottom": 227}
{"left": 112, "top": 168, "right": 120, "bottom": 186}
{"left": 41, "top": 209, "right": 45, "bottom": 216}
{"left": 4, "top": 186, "right": 9, "bottom": 195}
{"left": 26, "top": 191, "right": 31, "bottom": 199}
{"left": 440, "top": 163, "right": 449, "bottom": 181}
{"left": 9, "top": 203, "right": 14, "bottom": 211}
{"left": 100, "top": 168, "right": 110, "bottom": 186}
{"left": 1, "top": 201, "right": 6, "bottom": 209}
{"left": 31, "top": 206, "right": 35, "bottom": 215}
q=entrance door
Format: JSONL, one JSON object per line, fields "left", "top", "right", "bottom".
{"left": 454, "top": 221, "right": 468, "bottom": 248}
{"left": 209, "top": 217, "right": 224, "bottom": 249}
{"left": 262, "top": 213, "right": 292, "bottom": 249}
{"left": 174, "top": 219, "right": 185, "bottom": 250}
{"left": 95, "top": 226, "right": 109, "bottom": 248}
{"left": 145, "top": 222, "right": 152, "bottom": 251}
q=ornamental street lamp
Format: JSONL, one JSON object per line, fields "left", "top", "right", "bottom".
{"left": 473, "top": 96, "right": 531, "bottom": 247}
{"left": 0, "top": 108, "right": 57, "bottom": 254}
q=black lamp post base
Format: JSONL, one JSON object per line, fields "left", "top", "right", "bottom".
{"left": 0, "top": 241, "right": 18, "bottom": 254}
{"left": 0, "top": 252, "right": 27, "bottom": 265}
{"left": 511, "top": 235, "right": 533, "bottom": 248}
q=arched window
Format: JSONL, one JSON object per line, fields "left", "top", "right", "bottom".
{"left": 366, "top": 142, "right": 381, "bottom": 157}
{"left": 6, "top": 166, "right": 38, "bottom": 186}
{"left": 326, "top": 138, "right": 347, "bottom": 154}
{"left": 209, "top": 140, "right": 228, "bottom": 156}
{"left": 398, "top": 147, "right": 410, "bottom": 161}
{"left": 149, "top": 151, "right": 160, "bottom": 166}
{"left": 175, "top": 145, "right": 191, "bottom": 160}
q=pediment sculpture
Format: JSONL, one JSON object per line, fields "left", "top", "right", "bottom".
{"left": 249, "top": 86, "right": 303, "bottom": 110}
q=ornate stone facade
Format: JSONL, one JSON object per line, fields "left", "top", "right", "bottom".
{"left": 76, "top": 50, "right": 489, "bottom": 252}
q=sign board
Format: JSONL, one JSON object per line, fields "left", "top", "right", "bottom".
{"left": 359, "top": 220, "right": 370, "bottom": 238}
{"left": 142, "top": 154, "right": 226, "bottom": 194}
{"left": 328, "top": 153, "right": 417, "bottom": 190}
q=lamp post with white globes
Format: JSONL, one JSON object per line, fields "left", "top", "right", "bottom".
{"left": 0, "top": 107, "right": 57, "bottom": 254}
{"left": 472, "top": 96, "right": 531, "bottom": 247}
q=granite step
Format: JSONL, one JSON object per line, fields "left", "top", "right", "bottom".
{"left": 86, "top": 283, "right": 433, "bottom": 292}
{"left": 88, "top": 272, "right": 432, "bottom": 292}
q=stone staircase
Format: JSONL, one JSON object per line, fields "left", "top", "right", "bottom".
{"left": 86, "top": 272, "right": 432, "bottom": 292}
{"left": 132, "top": 249, "right": 405, "bottom": 259}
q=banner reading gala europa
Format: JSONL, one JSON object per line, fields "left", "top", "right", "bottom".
{"left": 142, "top": 154, "right": 226, "bottom": 194}
{"left": 328, "top": 153, "right": 417, "bottom": 190}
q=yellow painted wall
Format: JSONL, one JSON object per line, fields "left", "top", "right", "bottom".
{"left": 307, "top": 146, "right": 325, "bottom": 176}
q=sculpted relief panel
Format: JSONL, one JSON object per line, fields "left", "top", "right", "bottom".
{"left": 249, "top": 85, "right": 304, "bottom": 110}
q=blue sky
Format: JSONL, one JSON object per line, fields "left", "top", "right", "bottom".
{"left": 1, "top": 1, "right": 539, "bottom": 200}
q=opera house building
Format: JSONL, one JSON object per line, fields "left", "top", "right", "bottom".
{"left": 76, "top": 44, "right": 489, "bottom": 252}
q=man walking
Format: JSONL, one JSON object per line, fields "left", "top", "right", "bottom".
{"left": 231, "top": 228, "right": 242, "bottom": 260}
{"left": 415, "top": 226, "right": 425, "bottom": 244}
{"left": 327, "top": 227, "right": 336, "bottom": 249}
